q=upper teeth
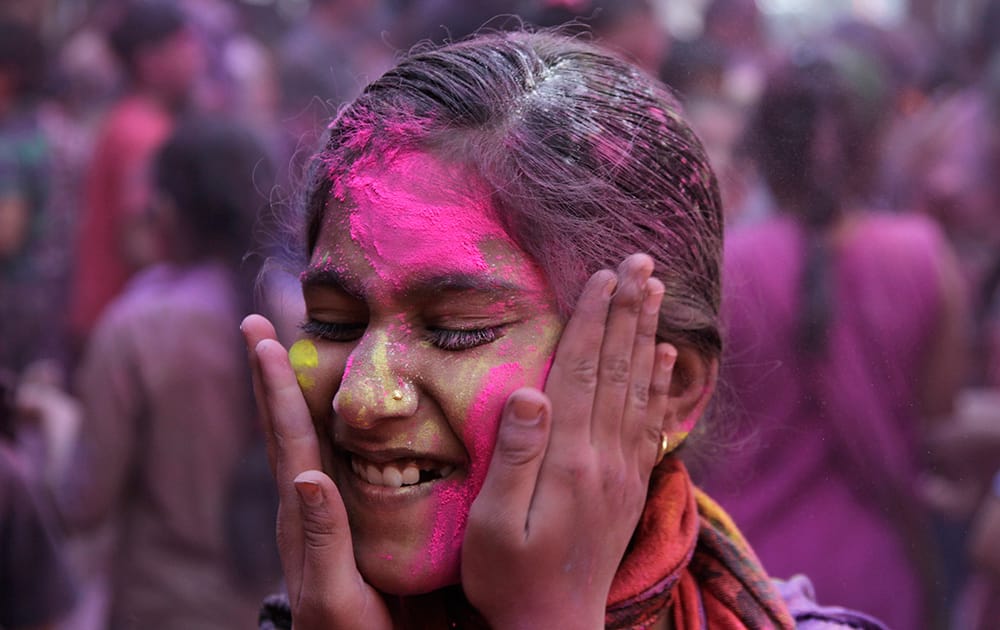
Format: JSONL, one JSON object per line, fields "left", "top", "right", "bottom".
{"left": 350, "top": 457, "right": 455, "bottom": 488}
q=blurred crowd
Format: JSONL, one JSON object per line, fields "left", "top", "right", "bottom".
{"left": 1, "top": 0, "right": 999, "bottom": 629}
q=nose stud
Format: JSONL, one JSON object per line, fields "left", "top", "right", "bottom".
{"left": 387, "top": 381, "right": 416, "bottom": 411}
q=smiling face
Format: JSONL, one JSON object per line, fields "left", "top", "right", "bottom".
{"left": 295, "top": 151, "right": 563, "bottom": 595}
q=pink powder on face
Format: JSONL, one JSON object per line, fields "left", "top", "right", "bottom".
{"left": 343, "top": 152, "right": 513, "bottom": 289}
{"left": 423, "top": 361, "right": 523, "bottom": 574}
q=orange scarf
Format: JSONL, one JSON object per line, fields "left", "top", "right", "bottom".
{"left": 606, "top": 458, "right": 795, "bottom": 629}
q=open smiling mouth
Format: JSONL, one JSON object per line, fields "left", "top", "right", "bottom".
{"left": 349, "top": 456, "right": 457, "bottom": 488}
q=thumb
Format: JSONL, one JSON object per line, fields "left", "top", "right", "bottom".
{"left": 469, "top": 388, "right": 551, "bottom": 541}
{"left": 292, "top": 471, "right": 390, "bottom": 629}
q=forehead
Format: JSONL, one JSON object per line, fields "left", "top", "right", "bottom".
{"left": 311, "top": 152, "right": 542, "bottom": 293}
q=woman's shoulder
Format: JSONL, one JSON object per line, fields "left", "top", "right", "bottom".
{"left": 774, "top": 575, "right": 888, "bottom": 630}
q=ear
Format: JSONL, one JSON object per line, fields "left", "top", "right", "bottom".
{"left": 661, "top": 346, "right": 718, "bottom": 436}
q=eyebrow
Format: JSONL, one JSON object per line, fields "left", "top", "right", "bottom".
{"left": 300, "top": 267, "right": 528, "bottom": 301}
{"left": 300, "top": 267, "right": 364, "bottom": 299}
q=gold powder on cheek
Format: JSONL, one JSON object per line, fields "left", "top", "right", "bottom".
{"left": 289, "top": 339, "right": 319, "bottom": 389}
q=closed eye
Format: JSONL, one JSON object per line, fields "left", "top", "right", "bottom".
{"left": 425, "top": 326, "right": 504, "bottom": 351}
{"left": 300, "top": 319, "right": 366, "bottom": 342}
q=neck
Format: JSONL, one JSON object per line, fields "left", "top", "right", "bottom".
{"left": 384, "top": 586, "right": 488, "bottom": 630}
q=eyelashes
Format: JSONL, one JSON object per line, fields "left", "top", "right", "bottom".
{"left": 425, "top": 326, "right": 501, "bottom": 351}
{"left": 299, "top": 319, "right": 504, "bottom": 352}
{"left": 299, "top": 320, "right": 366, "bottom": 343}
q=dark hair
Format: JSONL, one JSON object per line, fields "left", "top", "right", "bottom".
{"left": 0, "top": 19, "right": 46, "bottom": 98}
{"left": 154, "top": 116, "right": 272, "bottom": 263}
{"left": 744, "top": 49, "right": 870, "bottom": 354}
{"left": 301, "top": 30, "right": 724, "bottom": 358}
{"left": 108, "top": 1, "right": 186, "bottom": 75}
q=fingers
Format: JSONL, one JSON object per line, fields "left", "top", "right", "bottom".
{"left": 619, "top": 277, "right": 669, "bottom": 466}
{"left": 254, "top": 337, "right": 324, "bottom": 489}
{"left": 590, "top": 255, "right": 655, "bottom": 449}
{"left": 468, "top": 389, "right": 552, "bottom": 542}
{"left": 544, "top": 254, "right": 657, "bottom": 451}
{"left": 635, "top": 343, "right": 677, "bottom": 474}
{"left": 241, "top": 314, "right": 279, "bottom": 473}
{"left": 529, "top": 254, "right": 667, "bottom": 522}
{"left": 292, "top": 470, "right": 392, "bottom": 630}
{"left": 544, "top": 269, "right": 617, "bottom": 448}
{"left": 242, "top": 314, "right": 325, "bottom": 602}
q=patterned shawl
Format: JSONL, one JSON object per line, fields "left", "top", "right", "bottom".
{"left": 606, "top": 458, "right": 796, "bottom": 629}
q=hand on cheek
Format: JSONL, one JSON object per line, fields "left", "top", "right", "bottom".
{"left": 462, "top": 254, "right": 677, "bottom": 628}
{"left": 241, "top": 314, "right": 392, "bottom": 630}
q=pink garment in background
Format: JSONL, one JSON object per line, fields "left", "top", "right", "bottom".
{"left": 68, "top": 95, "right": 172, "bottom": 345}
{"left": 698, "top": 213, "right": 953, "bottom": 630}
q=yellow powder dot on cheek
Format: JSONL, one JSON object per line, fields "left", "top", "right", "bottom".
{"left": 288, "top": 339, "right": 319, "bottom": 390}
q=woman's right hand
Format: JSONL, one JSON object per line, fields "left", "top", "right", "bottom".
{"left": 241, "top": 314, "right": 392, "bottom": 630}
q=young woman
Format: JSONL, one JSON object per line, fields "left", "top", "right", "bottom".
{"left": 243, "top": 31, "right": 884, "bottom": 629}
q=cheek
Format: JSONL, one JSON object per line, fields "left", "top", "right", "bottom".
{"left": 423, "top": 361, "right": 523, "bottom": 572}
{"left": 462, "top": 361, "right": 525, "bottom": 484}
{"left": 289, "top": 339, "right": 319, "bottom": 389}
{"left": 289, "top": 339, "right": 346, "bottom": 421}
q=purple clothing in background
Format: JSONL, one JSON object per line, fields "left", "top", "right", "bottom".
{"left": 0, "top": 444, "right": 76, "bottom": 628}
{"left": 775, "top": 575, "right": 887, "bottom": 629}
{"left": 57, "top": 262, "right": 271, "bottom": 630}
{"left": 699, "top": 213, "right": 953, "bottom": 630}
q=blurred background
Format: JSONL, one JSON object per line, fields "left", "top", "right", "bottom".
{"left": 1, "top": 1, "right": 1000, "bottom": 629}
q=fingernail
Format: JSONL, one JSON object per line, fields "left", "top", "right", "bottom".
{"left": 662, "top": 344, "right": 678, "bottom": 369}
{"left": 643, "top": 285, "right": 664, "bottom": 315}
{"left": 510, "top": 397, "right": 543, "bottom": 425}
{"left": 603, "top": 273, "right": 618, "bottom": 297}
{"left": 254, "top": 339, "right": 271, "bottom": 358}
{"left": 295, "top": 479, "right": 323, "bottom": 507}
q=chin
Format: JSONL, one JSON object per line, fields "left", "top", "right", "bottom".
{"left": 359, "top": 551, "right": 462, "bottom": 596}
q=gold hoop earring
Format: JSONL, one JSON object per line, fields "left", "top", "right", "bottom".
{"left": 655, "top": 433, "right": 670, "bottom": 465}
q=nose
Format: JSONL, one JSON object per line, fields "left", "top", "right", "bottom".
{"left": 332, "top": 328, "right": 417, "bottom": 428}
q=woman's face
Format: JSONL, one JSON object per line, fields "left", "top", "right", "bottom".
{"left": 294, "top": 151, "right": 563, "bottom": 595}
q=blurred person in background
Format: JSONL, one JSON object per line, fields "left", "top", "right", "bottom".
{"left": 892, "top": 41, "right": 1000, "bottom": 630}
{"left": 696, "top": 0, "right": 771, "bottom": 106}
{"left": 695, "top": 45, "right": 967, "bottom": 630}
{"left": 0, "top": 18, "right": 70, "bottom": 378}
{"left": 521, "top": 0, "right": 670, "bottom": 75}
{"left": 51, "top": 116, "right": 280, "bottom": 630}
{"left": 275, "top": 0, "right": 394, "bottom": 181}
{"left": 68, "top": 0, "right": 205, "bottom": 355}
{"left": 0, "top": 371, "right": 77, "bottom": 630}
{"left": 661, "top": 0, "right": 777, "bottom": 227}
{"left": 395, "top": 0, "right": 670, "bottom": 76}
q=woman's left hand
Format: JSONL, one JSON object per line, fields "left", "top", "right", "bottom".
{"left": 461, "top": 254, "right": 677, "bottom": 628}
